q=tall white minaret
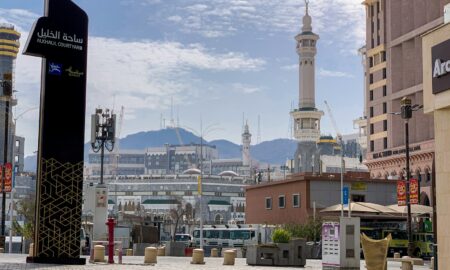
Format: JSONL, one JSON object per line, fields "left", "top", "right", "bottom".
{"left": 242, "top": 121, "right": 251, "bottom": 166}
{"left": 291, "top": 0, "right": 323, "bottom": 143}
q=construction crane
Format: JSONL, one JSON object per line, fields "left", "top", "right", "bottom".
{"left": 324, "top": 100, "right": 342, "bottom": 144}
{"left": 324, "top": 100, "right": 345, "bottom": 218}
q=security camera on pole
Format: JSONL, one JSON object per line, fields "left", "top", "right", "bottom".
{"left": 91, "top": 108, "right": 115, "bottom": 241}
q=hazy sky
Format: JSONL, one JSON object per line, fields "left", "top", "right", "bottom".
{"left": 1, "top": 0, "right": 366, "bottom": 156}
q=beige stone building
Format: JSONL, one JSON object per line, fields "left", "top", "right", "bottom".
{"left": 362, "top": 0, "right": 450, "bottom": 205}
{"left": 422, "top": 11, "right": 450, "bottom": 270}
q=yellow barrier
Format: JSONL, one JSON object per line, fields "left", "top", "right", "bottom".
{"left": 360, "top": 233, "right": 391, "bottom": 270}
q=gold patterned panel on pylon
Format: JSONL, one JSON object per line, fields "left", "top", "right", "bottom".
{"left": 35, "top": 158, "right": 83, "bottom": 258}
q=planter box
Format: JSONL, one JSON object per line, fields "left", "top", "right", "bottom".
{"left": 246, "top": 239, "right": 306, "bottom": 267}
{"left": 165, "top": 241, "right": 185, "bottom": 256}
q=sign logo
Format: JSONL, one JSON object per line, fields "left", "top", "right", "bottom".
{"left": 48, "top": 62, "right": 62, "bottom": 75}
{"left": 0, "top": 163, "right": 12, "bottom": 193}
{"left": 432, "top": 39, "right": 450, "bottom": 94}
{"left": 65, "top": 66, "right": 84, "bottom": 78}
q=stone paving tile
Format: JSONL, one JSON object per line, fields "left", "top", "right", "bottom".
{"left": 0, "top": 254, "right": 432, "bottom": 269}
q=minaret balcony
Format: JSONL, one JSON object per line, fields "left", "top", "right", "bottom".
{"left": 294, "top": 129, "right": 321, "bottom": 142}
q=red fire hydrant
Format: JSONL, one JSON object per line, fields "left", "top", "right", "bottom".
{"left": 106, "top": 217, "right": 115, "bottom": 264}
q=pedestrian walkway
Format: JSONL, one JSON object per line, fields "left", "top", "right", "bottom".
{"left": 0, "top": 254, "right": 432, "bottom": 269}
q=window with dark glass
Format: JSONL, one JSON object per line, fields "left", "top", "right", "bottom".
{"left": 383, "top": 120, "right": 387, "bottom": 131}
{"left": 265, "top": 197, "right": 272, "bottom": 209}
{"left": 382, "top": 68, "right": 386, "bottom": 79}
{"left": 370, "top": 140, "right": 374, "bottom": 152}
{"left": 383, "top": 85, "right": 387, "bottom": 96}
{"left": 278, "top": 196, "right": 285, "bottom": 208}
{"left": 370, "top": 124, "right": 374, "bottom": 135}
{"left": 370, "top": 107, "right": 374, "bottom": 117}
{"left": 369, "top": 90, "right": 373, "bottom": 101}
{"left": 383, "top": 137, "right": 388, "bottom": 149}
{"left": 293, "top": 194, "right": 300, "bottom": 208}
{"left": 369, "top": 74, "right": 373, "bottom": 84}
{"left": 383, "top": 102, "right": 387, "bottom": 114}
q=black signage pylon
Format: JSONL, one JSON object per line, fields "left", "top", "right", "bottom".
{"left": 23, "top": 0, "right": 88, "bottom": 265}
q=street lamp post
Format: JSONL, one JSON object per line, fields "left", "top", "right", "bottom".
{"left": 184, "top": 122, "right": 220, "bottom": 249}
{"left": 1, "top": 95, "right": 11, "bottom": 249}
{"left": 91, "top": 108, "right": 116, "bottom": 185}
{"left": 399, "top": 97, "right": 422, "bottom": 257}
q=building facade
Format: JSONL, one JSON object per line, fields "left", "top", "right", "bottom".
{"left": 422, "top": 15, "right": 450, "bottom": 268}
{"left": 83, "top": 174, "right": 250, "bottom": 240}
{"left": 245, "top": 172, "right": 396, "bottom": 225}
{"left": 362, "top": 0, "right": 450, "bottom": 204}
{"left": 0, "top": 24, "right": 20, "bottom": 165}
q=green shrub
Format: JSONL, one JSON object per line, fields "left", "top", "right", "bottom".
{"left": 272, "top": 228, "right": 291, "bottom": 243}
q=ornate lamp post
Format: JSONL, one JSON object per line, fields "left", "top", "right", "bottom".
{"left": 399, "top": 97, "right": 422, "bottom": 257}
{"left": 91, "top": 108, "right": 116, "bottom": 185}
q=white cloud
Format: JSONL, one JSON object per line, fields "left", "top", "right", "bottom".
{"left": 318, "top": 68, "right": 354, "bottom": 78}
{"left": 281, "top": 64, "right": 297, "bottom": 71}
{"left": 232, "top": 83, "right": 262, "bottom": 94}
{"left": 162, "top": 0, "right": 365, "bottom": 53}
{"left": 6, "top": 9, "right": 266, "bottom": 156}
{"left": 167, "top": 15, "right": 182, "bottom": 22}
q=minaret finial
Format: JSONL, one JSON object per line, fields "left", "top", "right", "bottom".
{"left": 305, "top": 0, "right": 309, "bottom": 15}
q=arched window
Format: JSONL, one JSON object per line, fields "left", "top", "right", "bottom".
{"left": 214, "top": 214, "right": 223, "bottom": 224}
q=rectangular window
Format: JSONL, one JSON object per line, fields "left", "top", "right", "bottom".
{"left": 383, "top": 137, "right": 388, "bottom": 149}
{"left": 369, "top": 57, "right": 373, "bottom": 68}
{"left": 383, "top": 85, "right": 387, "bottom": 96}
{"left": 371, "top": 21, "right": 374, "bottom": 33}
{"left": 292, "top": 194, "right": 300, "bottom": 208}
{"left": 382, "top": 68, "right": 387, "bottom": 79}
{"left": 351, "top": 194, "right": 365, "bottom": 202}
{"left": 381, "top": 51, "right": 386, "bottom": 62}
{"left": 265, "top": 197, "right": 272, "bottom": 210}
{"left": 278, "top": 195, "right": 285, "bottom": 208}
{"left": 370, "top": 107, "right": 374, "bottom": 117}
{"left": 370, "top": 123, "right": 374, "bottom": 135}
{"left": 383, "top": 120, "right": 387, "bottom": 131}
{"left": 383, "top": 102, "right": 387, "bottom": 114}
{"left": 369, "top": 74, "right": 374, "bottom": 84}
{"left": 369, "top": 90, "right": 373, "bottom": 101}
{"left": 370, "top": 140, "right": 374, "bottom": 152}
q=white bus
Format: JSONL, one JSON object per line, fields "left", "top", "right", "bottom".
{"left": 192, "top": 224, "right": 274, "bottom": 248}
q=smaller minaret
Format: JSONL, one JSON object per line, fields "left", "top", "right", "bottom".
{"left": 242, "top": 121, "right": 252, "bottom": 166}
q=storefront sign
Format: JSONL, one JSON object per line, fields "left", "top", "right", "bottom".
{"left": 0, "top": 164, "right": 12, "bottom": 193}
{"left": 351, "top": 182, "right": 367, "bottom": 191}
{"left": 432, "top": 39, "right": 450, "bottom": 94}
{"left": 372, "top": 145, "right": 421, "bottom": 159}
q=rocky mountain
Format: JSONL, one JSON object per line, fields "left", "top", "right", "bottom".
{"left": 24, "top": 128, "right": 297, "bottom": 172}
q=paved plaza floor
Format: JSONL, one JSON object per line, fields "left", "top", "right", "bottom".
{"left": 0, "top": 254, "right": 432, "bottom": 269}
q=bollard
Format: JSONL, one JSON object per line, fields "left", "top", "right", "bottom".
{"left": 394, "top": 252, "right": 400, "bottom": 259}
{"left": 430, "top": 257, "right": 434, "bottom": 270}
{"left": 223, "top": 250, "right": 236, "bottom": 265}
{"left": 211, "top": 248, "right": 218, "bottom": 257}
{"left": 157, "top": 246, "right": 165, "bottom": 256}
{"left": 28, "top": 243, "right": 34, "bottom": 257}
{"left": 144, "top": 247, "right": 157, "bottom": 264}
{"left": 94, "top": 245, "right": 106, "bottom": 262}
{"left": 191, "top": 248, "right": 205, "bottom": 264}
{"left": 401, "top": 256, "right": 413, "bottom": 270}
{"left": 126, "top": 249, "right": 133, "bottom": 256}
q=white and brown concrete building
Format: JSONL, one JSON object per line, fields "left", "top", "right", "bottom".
{"left": 362, "top": 0, "right": 450, "bottom": 205}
